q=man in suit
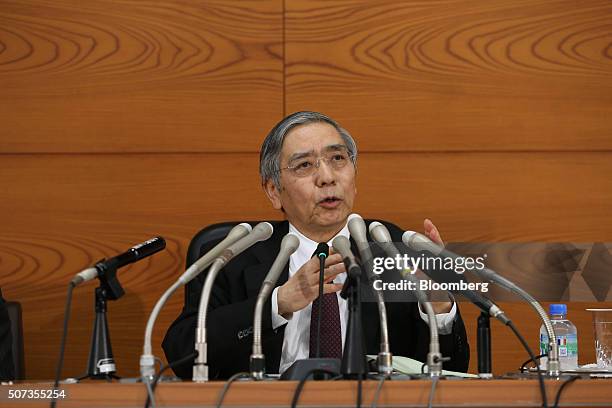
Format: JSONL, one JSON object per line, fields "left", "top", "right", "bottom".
{"left": 163, "top": 111, "right": 469, "bottom": 379}
{"left": 0, "top": 288, "right": 15, "bottom": 381}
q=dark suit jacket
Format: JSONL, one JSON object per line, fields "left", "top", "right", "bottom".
{"left": 163, "top": 220, "right": 470, "bottom": 379}
{"left": 0, "top": 288, "right": 15, "bottom": 381}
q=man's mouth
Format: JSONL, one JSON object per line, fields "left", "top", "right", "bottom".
{"left": 318, "top": 196, "right": 342, "bottom": 208}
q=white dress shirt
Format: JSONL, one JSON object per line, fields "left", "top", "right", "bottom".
{"left": 271, "top": 222, "right": 457, "bottom": 374}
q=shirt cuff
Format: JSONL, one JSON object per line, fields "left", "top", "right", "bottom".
{"left": 418, "top": 301, "right": 457, "bottom": 335}
{"left": 271, "top": 286, "right": 291, "bottom": 330}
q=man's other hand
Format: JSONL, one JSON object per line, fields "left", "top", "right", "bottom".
{"left": 423, "top": 218, "right": 453, "bottom": 314}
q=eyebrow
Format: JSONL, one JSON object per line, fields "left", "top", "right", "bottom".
{"left": 287, "top": 144, "right": 348, "bottom": 164}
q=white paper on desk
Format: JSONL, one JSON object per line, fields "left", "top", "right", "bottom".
{"left": 367, "top": 355, "right": 478, "bottom": 378}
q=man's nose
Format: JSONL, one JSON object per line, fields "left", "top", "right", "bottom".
{"left": 315, "top": 158, "right": 336, "bottom": 186}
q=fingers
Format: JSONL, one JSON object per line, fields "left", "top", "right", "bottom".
{"left": 424, "top": 218, "right": 444, "bottom": 246}
{"left": 306, "top": 258, "right": 346, "bottom": 286}
{"left": 324, "top": 261, "right": 345, "bottom": 278}
{"left": 323, "top": 283, "right": 343, "bottom": 294}
{"left": 324, "top": 252, "right": 343, "bottom": 267}
{"left": 302, "top": 252, "right": 342, "bottom": 274}
{"left": 290, "top": 249, "right": 347, "bottom": 299}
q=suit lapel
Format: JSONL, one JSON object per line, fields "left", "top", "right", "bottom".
{"left": 243, "top": 221, "right": 290, "bottom": 297}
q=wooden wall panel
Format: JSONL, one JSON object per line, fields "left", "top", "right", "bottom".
{"left": 0, "top": 153, "right": 278, "bottom": 379}
{"left": 1, "top": 153, "right": 611, "bottom": 378}
{"left": 354, "top": 152, "right": 612, "bottom": 242}
{"left": 285, "top": 0, "right": 612, "bottom": 152}
{"left": 1, "top": 0, "right": 611, "bottom": 381}
{"left": 0, "top": 0, "right": 282, "bottom": 153}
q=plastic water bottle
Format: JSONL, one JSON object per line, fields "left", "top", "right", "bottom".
{"left": 539, "top": 304, "right": 578, "bottom": 370}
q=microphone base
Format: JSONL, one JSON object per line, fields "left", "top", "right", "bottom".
{"left": 192, "top": 363, "right": 208, "bottom": 383}
{"left": 280, "top": 358, "right": 340, "bottom": 381}
{"left": 86, "top": 287, "right": 117, "bottom": 379}
{"left": 377, "top": 352, "right": 393, "bottom": 375}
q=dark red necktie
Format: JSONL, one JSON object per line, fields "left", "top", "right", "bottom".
{"left": 309, "top": 291, "right": 342, "bottom": 359}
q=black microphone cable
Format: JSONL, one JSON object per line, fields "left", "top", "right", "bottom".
{"left": 290, "top": 368, "right": 340, "bottom": 408}
{"left": 508, "top": 321, "right": 548, "bottom": 408}
{"left": 520, "top": 353, "right": 548, "bottom": 373}
{"left": 143, "top": 351, "right": 197, "bottom": 408}
{"left": 212, "top": 371, "right": 250, "bottom": 408}
{"left": 50, "top": 282, "right": 75, "bottom": 408}
{"left": 552, "top": 375, "right": 579, "bottom": 408}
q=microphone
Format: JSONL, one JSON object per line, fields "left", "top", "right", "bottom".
{"left": 348, "top": 214, "right": 372, "bottom": 263}
{"left": 368, "top": 221, "right": 446, "bottom": 377}
{"left": 368, "top": 222, "right": 426, "bottom": 304}
{"left": 180, "top": 223, "right": 252, "bottom": 284}
{"left": 140, "top": 223, "right": 252, "bottom": 383}
{"left": 331, "top": 236, "right": 361, "bottom": 279}
{"left": 401, "top": 230, "right": 561, "bottom": 375}
{"left": 314, "top": 242, "right": 329, "bottom": 259}
{"left": 193, "top": 222, "right": 274, "bottom": 382}
{"left": 347, "top": 214, "right": 392, "bottom": 375}
{"left": 251, "top": 233, "right": 299, "bottom": 379}
{"left": 71, "top": 237, "right": 166, "bottom": 286}
{"left": 215, "top": 222, "right": 274, "bottom": 266}
{"left": 260, "top": 233, "right": 299, "bottom": 299}
{"left": 401, "top": 231, "right": 510, "bottom": 325}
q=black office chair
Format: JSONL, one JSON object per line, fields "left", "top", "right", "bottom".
{"left": 5, "top": 301, "right": 25, "bottom": 380}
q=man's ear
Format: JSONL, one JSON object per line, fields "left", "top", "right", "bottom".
{"left": 263, "top": 179, "right": 283, "bottom": 210}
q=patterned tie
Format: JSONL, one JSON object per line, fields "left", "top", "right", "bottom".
{"left": 309, "top": 269, "right": 342, "bottom": 359}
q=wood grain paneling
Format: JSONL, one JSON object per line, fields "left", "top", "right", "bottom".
{"left": 0, "top": 0, "right": 282, "bottom": 153}
{"left": 285, "top": 0, "right": 612, "bottom": 151}
{"left": 1, "top": 152, "right": 610, "bottom": 378}
{"left": 1, "top": 0, "right": 610, "bottom": 382}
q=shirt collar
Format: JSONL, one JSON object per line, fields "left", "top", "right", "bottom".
{"left": 288, "top": 222, "right": 350, "bottom": 259}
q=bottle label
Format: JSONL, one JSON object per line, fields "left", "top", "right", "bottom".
{"left": 540, "top": 334, "right": 578, "bottom": 357}
{"left": 558, "top": 334, "right": 578, "bottom": 357}
{"left": 541, "top": 333, "right": 577, "bottom": 357}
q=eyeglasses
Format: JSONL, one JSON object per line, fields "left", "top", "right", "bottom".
{"left": 278, "top": 149, "right": 355, "bottom": 178}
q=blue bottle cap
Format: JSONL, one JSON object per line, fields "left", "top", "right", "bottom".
{"left": 549, "top": 304, "right": 567, "bottom": 315}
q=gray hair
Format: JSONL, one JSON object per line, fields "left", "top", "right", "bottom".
{"left": 259, "top": 111, "right": 358, "bottom": 189}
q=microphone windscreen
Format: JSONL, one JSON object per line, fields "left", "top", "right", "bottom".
{"left": 314, "top": 242, "right": 329, "bottom": 258}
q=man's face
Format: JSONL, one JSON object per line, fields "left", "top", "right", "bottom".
{"left": 264, "top": 122, "right": 357, "bottom": 239}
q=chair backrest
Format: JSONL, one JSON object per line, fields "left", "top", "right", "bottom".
{"left": 5, "top": 301, "right": 24, "bottom": 380}
{"left": 186, "top": 221, "right": 279, "bottom": 269}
